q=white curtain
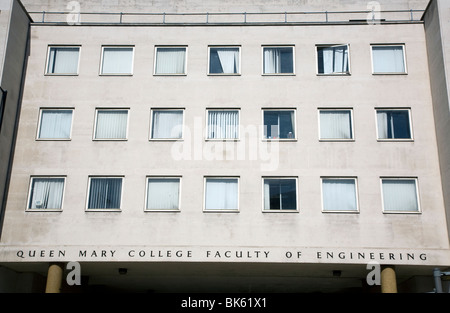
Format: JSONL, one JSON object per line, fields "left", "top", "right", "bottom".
{"left": 382, "top": 180, "right": 418, "bottom": 212}
{"left": 102, "top": 47, "right": 134, "bottom": 74}
{"left": 320, "top": 45, "right": 349, "bottom": 74}
{"left": 147, "top": 178, "right": 180, "bottom": 210}
{"left": 205, "top": 179, "right": 238, "bottom": 210}
{"left": 320, "top": 111, "right": 352, "bottom": 139}
{"left": 29, "top": 178, "right": 64, "bottom": 209}
{"left": 377, "top": 111, "right": 389, "bottom": 139}
{"left": 372, "top": 46, "right": 405, "bottom": 73}
{"left": 88, "top": 178, "right": 122, "bottom": 209}
{"left": 322, "top": 179, "right": 357, "bottom": 211}
{"left": 48, "top": 47, "right": 79, "bottom": 74}
{"left": 264, "top": 48, "right": 282, "bottom": 74}
{"left": 155, "top": 48, "right": 186, "bottom": 74}
{"left": 39, "top": 110, "right": 73, "bottom": 139}
{"left": 152, "top": 110, "right": 183, "bottom": 139}
{"left": 95, "top": 110, "right": 128, "bottom": 139}
{"left": 207, "top": 110, "right": 239, "bottom": 139}
{"left": 216, "top": 48, "right": 239, "bottom": 74}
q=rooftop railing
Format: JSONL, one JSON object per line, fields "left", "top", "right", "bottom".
{"left": 28, "top": 9, "right": 425, "bottom": 25}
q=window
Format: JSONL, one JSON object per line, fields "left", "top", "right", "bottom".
{"left": 321, "top": 178, "right": 358, "bottom": 212}
{"left": 46, "top": 46, "right": 80, "bottom": 75}
{"left": 381, "top": 178, "right": 420, "bottom": 213}
{"left": 376, "top": 109, "right": 412, "bottom": 140}
{"left": 87, "top": 177, "right": 123, "bottom": 210}
{"left": 204, "top": 177, "right": 239, "bottom": 211}
{"left": 146, "top": 177, "right": 181, "bottom": 211}
{"left": 27, "top": 177, "right": 65, "bottom": 211}
{"left": 100, "top": 46, "right": 134, "bottom": 75}
{"left": 207, "top": 109, "right": 239, "bottom": 140}
{"left": 319, "top": 109, "right": 353, "bottom": 140}
{"left": 371, "top": 45, "right": 406, "bottom": 74}
{"left": 155, "top": 47, "right": 187, "bottom": 75}
{"left": 151, "top": 109, "right": 184, "bottom": 140}
{"left": 317, "top": 45, "right": 350, "bottom": 75}
{"left": 37, "top": 109, "right": 73, "bottom": 140}
{"left": 94, "top": 109, "right": 128, "bottom": 140}
{"left": 263, "top": 109, "right": 296, "bottom": 140}
{"left": 263, "top": 178, "right": 297, "bottom": 211}
{"left": 208, "top": 46, "right": 240, "bottom": 75}
{"left": 263, "top": 46, "right": 294, "bottom": 74}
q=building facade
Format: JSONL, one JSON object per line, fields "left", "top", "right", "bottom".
{"left": 0, "top": 0, "right": 449, "bottom": 293}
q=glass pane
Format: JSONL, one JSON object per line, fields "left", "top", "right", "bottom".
{"left": 151, "top": 110, "right": 183, "bottom": 139}
{"left": 320, "top": 110, "right": 352, "bottom": 139}
{"left": 47, "top": 47, "right": 79, "bottom": 74}
{"left": 382, "top": 179, "right": 419, "bottom": 212}
{"left": 209, "top": 47, "right": 239, "bottom": 74}
{"left": 207, "top": 110, "right": 239, "bottom": 139}
{"left": 39, "top": 110, "right": 73, "bottom": 139}
{"left": 155, "top": 48, "right": 186, "bottom": 74}
{"left": 88, "top": 178, "right": 122, "bottom": 209}
{"left": 317, "top": 45, "right": 349, "bottom": 74}
{"left": 264, "top": 111, "right": 294, "bottom": 139}
{"left": 264, "top": 179, "right": 297, "bottom": 210}
{"left": 205, "top": 178, "right": 238, "bottom": 210}
{"left": 101, "top": 47, "right": 134, "bottom": 74}
{"left": 95, "top": 110, "right": 128, "bottom": 139}
{"left": 147, "top": 178, "right": 180, "bottom": 210}
{"left": 322, "top": 179, "right": 357, "bottom": 211}
{"left": 263, "top": 47, "right": 293, "bottom": 74}
{"left": 29, "top": 178, "right": 64, "bottom": 209}
{"left": 372, "top": 46, "right": 405, "bottom": 73}
{"left": 377, "top": 110, "right": 411, "bottom": 139}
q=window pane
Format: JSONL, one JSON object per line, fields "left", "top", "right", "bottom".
{"left": 320, "top": 110, "right": 352, "bottom": 139}
{"left": 263, "top": 111, "right": 295, "bottom": 139}
{"left": 372, "top": 46, "right": 405, "bottom": 73}
{"left": 147, "top": 178, "right": 180, "bottom": 210}
{"left": 155, "top": 48, "right": 186, "bottom": 74}
{"left": 39, "top": 110, "right": 73, "bottom": 139}
{"left": 101, "top": 47, "right": 134, "bottom": 74}
{"left": 317, "top": 45, "right": 349, "bottom": 74}
{"left": 151, "top": 110, "right": 183, "bottom": 139}
{"left": 382, "top": 179, "right": 419, "bottom": 212}
{"left": 263, "top": 47, "right": 294, "bottom": 74}
{"left": 205, "top": 178, "right": 238, "bottom": 210}
{"left": 377, "top": 110, "right": 411, "bottom": 139}
{"left": 207, "top": 110, "right": 239, "bottom": 139}
{"left": 263, "top": 179, "right": 297, "bottom": 210}
{"left": 209, "top": 47, "right": 240, "bottom": 74}
{"left": 95, "top": 110, "right": 128, "bottom": 139}
{"left": 322, "top": 179, "right": 357, "bottom": 212}
{"left": 88, "top": 178, "right": 122, "bottom": 209}
{"left": 47, "top": 47, "right": 79, "bottom": 74}
{"left": 29, "top": 178, "right": 64, "bottom": 209}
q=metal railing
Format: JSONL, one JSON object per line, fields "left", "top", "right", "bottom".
{"left": 28, "top": 9, "right": 425, "bottom": 25}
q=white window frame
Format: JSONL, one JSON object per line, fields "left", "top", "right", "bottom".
{"left": 262, "top": 108, "right": 297, "bottom": 141}
{"left": 375, "top": 108, "right": 414, "bottom": 141}
{"left": 36, "top": 108, "right": 74, "bottom": 141}
{"left": 207, "top": 45, "right": 241, "bottom": 76}
{"left": 149, "top": 108, "right": 185, "bottom": 141}
{"left": 203, "top": 176, "right": 240, "bottom": 213}
{"left": 380, "top": 177, "right": 421, "bottom": 214}
{"left": 262, "top": 177, "right": 299, "bottom": 213}
{"left": 154, "top": 46, "right": 188, "bottom": 76}
{"left": 262, "top": 45, "right": 295, "bottom": 76}
{"left": 99, "top": 45, "right": 135, "bottom": 76}
{"left": 318, "top": 108, "right": 354, "bottom": 141}
{"left": 370, "top": 44, "right": 407, "bottom": 75}
{"left": 315, "top": 44, "right": 351, "bottom": 76}
{"left": 145, "top": 176, "right": 182, "bottom": 212}
{"left": 205, "top": 108, "right": 241, "bottom": 141}
{"left": 45, "top": 45, "right": 81, "bottom": 76}
{"left": 86, "top": 176, "right": 124, "bottom": 212}
{"left": 320, "top": 177, "right": 359, "bottom": 213}
{"left": 27, "top": 176, "right": 66, "bottom": 212}
{"left": 93, "top": 108, "right": 130, "bottom": 141}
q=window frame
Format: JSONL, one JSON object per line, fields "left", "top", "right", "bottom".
{"left": 205, "top": 108, "right": 241, "bottom": 141}
{"left": 318, "top": 108, "right": 354, "bottom": 142}
{"left": 316, "top": 44, "right": 351, "bottom": 76}
{"left": 99, "top": 45, "right": 135, "bottom": 76}
{"left": 45, "top": 45, "right": 81, "bottom": 76}
{"left": 370, "top": 44, "right": 407, "bottom": 75}
{"left": 320, "top": 177, "right": 359, "bottom": 213}
{"left": 207, "top": 45, "right": 241, "bottom": 76}
{"left": 93, "top": 108, "right": 130, "bottom": 141}
{"left": 375, "top": 108, "right": 414, "bottom": 141}
{"left": 36, "top": 108, "right": 74, "bottom": 141}
{"left": 262, "top": 108, "right": 297, "bottom": 141}
{"left": 203, "top": 176, "right": 240, "bottom": 213}
{"left": 85, "top": 176, "right": 124, "bottom": 212}
{"left": 26, "top": 176, "right": 66, "bottom": 212}
{"left": 262, "top": 45, "right": 295, "bottom": 76}
{"left": 380, "top": 177, "right": 421, "bottom": 214}
{"left": 149, "top": 108, "right": 185, "bottom": 141}
{"left": 262, "top": 177, "right": 299, "bottom": 213}
{"left": 154, "top": 46, "right": 188, "bottom": 76}
{"left": 144, "top": 176, "right": 182, "bottom": 212}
